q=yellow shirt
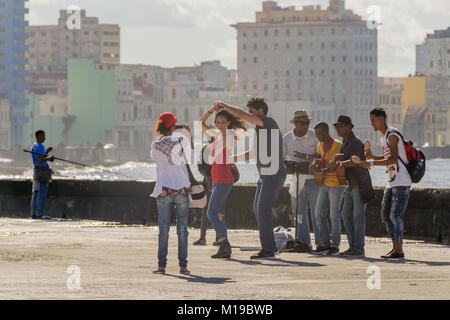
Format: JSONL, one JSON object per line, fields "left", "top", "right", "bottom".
{"left": 317, "top": 139, "right": 342, "bottom": 187}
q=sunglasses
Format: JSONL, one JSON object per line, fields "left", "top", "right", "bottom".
{"left": 334, "top": 124, "right": 345, "bottom": 129}
{"left": 294, "top": 121, "right": 310, "bottom": 126}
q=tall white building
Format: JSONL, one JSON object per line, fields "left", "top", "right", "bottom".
{"left": 416, "top": 27, "right": 450, "bottom": 77}
{"left": 232, "top": 0, "right": 378, "bottom": 142}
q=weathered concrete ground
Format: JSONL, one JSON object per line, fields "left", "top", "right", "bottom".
{"left": 0, "top": 218, "right": 449, "bottom": 300}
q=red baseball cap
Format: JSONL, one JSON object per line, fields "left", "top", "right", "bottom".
{"left": 159, "top": 112, "right": 177, "bottom": 128}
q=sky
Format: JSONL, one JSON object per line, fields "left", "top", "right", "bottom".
{"left": 27, "top": 0, "right": 450, "bottom": 77}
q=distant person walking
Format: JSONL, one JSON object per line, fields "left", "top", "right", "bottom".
{"left": 30, "top": 130, "right": 55, "bottom": 220}
{"left": 150, "top": 112, "right": 193, "bottom": 275}
{"left": 200, "top": 106, "right": 247, "bottom": 259}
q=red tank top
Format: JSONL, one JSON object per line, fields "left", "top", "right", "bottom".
{"left": 210, "top": 141, "right": 234, "bottom": 184}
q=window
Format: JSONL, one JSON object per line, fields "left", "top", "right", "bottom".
{"left": 253, "top": 57, "right": 257, "bottom": 63}
{"left": 264, "top": 30, "right": 268, "bottom": 37}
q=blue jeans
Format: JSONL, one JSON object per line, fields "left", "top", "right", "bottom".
{"left": 156, "top": 194, "right": 190, "bottom": 268}
{"left": 341, "top": 186, "right": 367, "bottom": 251}
{"left": 30, "top": 181, "right": 49, "bottom": 217}
{"left": 207, "top": 183, "right": 233, "bottom": 240}
{"left": 253, "top": 165, "right": 287, "bottom": 253}
{"left": 290, "top": 179, "right": 320, "bottom": 247}
{"left": 381, "top": 186, "right": 411, "bottom": 245}
{"left": 315, "top": 185, "right": 345, "bottom": 248}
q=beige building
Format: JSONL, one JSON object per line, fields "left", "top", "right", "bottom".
{"left": 0, "top": 98, "right": 10, "bottom": 150}
{"left": 378, "top": 77, "right": 404, "bottom": 133}
{"left": 232, "top": 0, "right": 378, "bottom": 142}
{"left": 115, "top": 64, "right": 165, "bottom": 148}
{"left": 25, "top": 9, "right": 120, "bottom": 74}
{"left": 402, "top": 74, "right": 448, "bottom": 147}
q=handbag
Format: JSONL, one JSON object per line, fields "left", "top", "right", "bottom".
{"left": 230, "top": 164, "right": 240, "bottom": 183}
{"left": 33, "top": 165, "right": 52, "bottom": 182}
{"left": 185, "top": 164, "right": 207, "bottom": 209}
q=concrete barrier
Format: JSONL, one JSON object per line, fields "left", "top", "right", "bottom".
{"left": 0, "top": 179, "right": 449, "bottom": 244}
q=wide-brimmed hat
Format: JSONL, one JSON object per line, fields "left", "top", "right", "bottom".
{"left": 290, "top": 110, "right": 312, "bottom": 123}
{"left": 333, "top": 115, "right": 354, "bottom": 128}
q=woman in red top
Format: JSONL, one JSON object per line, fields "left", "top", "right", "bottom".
{"left": 200, "top": 106, "right": 247, "bottom": 259}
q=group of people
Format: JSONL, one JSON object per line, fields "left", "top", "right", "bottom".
{"left": 148, "top": 98, "right": 412, "bottom": 275}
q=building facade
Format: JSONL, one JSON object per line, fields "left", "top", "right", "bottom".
{"left": 25, "top": 9, "right": 120, "bottom": 74}
{"left": 0, "top": 0, "right": 29, "bottom": 148}
{"left": 115, "top": 64, "right": 165, "bottom": 148}
{"left": 0, "top": 98, "right": 10, "bottom": 149}
{"left": 232, "top": 0, "right": 378, "bottom": 142}
{"left": 402, "top": 74, "right": 448, "bottom": 147}
{"left": 378, "top": 77, "right": 404, "bottom": 133}
{"left": 416, "top": 28, "right": 450, "bottom": 77}
{"left": 67, "top": 59, "right": 116, "bottom": 147}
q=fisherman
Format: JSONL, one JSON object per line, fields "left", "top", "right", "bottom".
{"left": 30, "top": 130, "right": 55, "bottom": 220}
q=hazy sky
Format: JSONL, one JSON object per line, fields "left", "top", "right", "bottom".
{"left": 28, "top": 0, "right": 450, "bottom": 77}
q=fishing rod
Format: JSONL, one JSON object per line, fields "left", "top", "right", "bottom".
{"left": 23, "top": 149, "right": 139, "bottom": 180}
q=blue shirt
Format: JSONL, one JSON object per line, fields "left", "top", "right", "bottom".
{"left": 31, "top": 142, "right": 47, "bottom": 167}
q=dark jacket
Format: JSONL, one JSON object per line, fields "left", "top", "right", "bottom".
{"left": 342, "top": 132, "right": 375, "bottom": 203}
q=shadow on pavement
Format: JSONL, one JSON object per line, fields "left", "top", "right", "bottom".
{"left": 227, "top": 257, "right": 325, "bottom": 268}
{"left": 164, "top": 274, "right": 236, "bottom": 284}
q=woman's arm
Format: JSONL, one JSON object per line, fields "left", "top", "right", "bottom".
{"left": 215, "top": 101, "right": 264, "bottom": 127}
{"left": 200, "top": 106, "right": 217, "bottom": 135}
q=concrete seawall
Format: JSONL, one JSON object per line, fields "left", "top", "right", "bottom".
{"left": 0, "top": 179, "right": 449, "bottom": 244}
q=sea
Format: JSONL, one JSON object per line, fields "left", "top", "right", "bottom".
{"left": 1, "top": 158, "right": 449, "bottom": 189}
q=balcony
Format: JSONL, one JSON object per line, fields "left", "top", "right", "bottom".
{"left": 14, "top": 43, "right": 28, "bottom": 52}
{"left": 13, "top": 32, "right": 29, "bottom": 40}
{"left": 13, "top": 57, "right": 28, "bottom": 65}
{"left": 14, "top": 82, "right": 29, "bottom": 91}
{"left": 14, "top": 20, "right": 28, "bottom": 28}
{"left": 13, "top": 7, "right": 29, "bottom": 15}
{"left": 12, "top": 97, "right": 29, "bottom": 106}
{"left": 13, "top": 69, "right": 29, "bottom": 77}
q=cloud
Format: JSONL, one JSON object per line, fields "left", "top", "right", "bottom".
{"left": 26, "top": 0, "right": 450, "bottom": 73}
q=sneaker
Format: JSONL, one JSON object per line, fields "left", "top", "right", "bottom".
{"left": 31, "top": 215, "right": 38, "bottom": 219}
{"left": 193, "top": 238, "right": 206, "bottom": 246}
{"left": 179, "top": 267, "right": 191, "bottom": 275}
{"left": 326, "top": 247, "right": 340, "bottom": 256}
{"left": 349, "top": 249, "right": 365, "bottom": 257}
{"left": 381, "top": 251, "right": 404, "bottom": 259}
{"left": 153, "top": 267, "right": 166, "bottom": 274}
{"left": 312, "top": 245, "right": 330, "bottom": 254}
{"left": 212, "top": 240, "right": 220, "bottom": 246}
{"left": 41, "top": 215, "right": 51, "bottom": 220}
{"left": 250, "top": 250, "right": 277, "bottom": 260}
{"left": 339, "top": 248, "right": 353, "bottom": 257}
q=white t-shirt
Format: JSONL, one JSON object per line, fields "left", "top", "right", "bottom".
{"left": 380, "top": 127, "right": 412, "bottom": 189}
{"left": 283, "top": 129, "right": 318, "bottom": 197}
{"left": 150, "top": 135, "right": 194, "bottom": 198}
